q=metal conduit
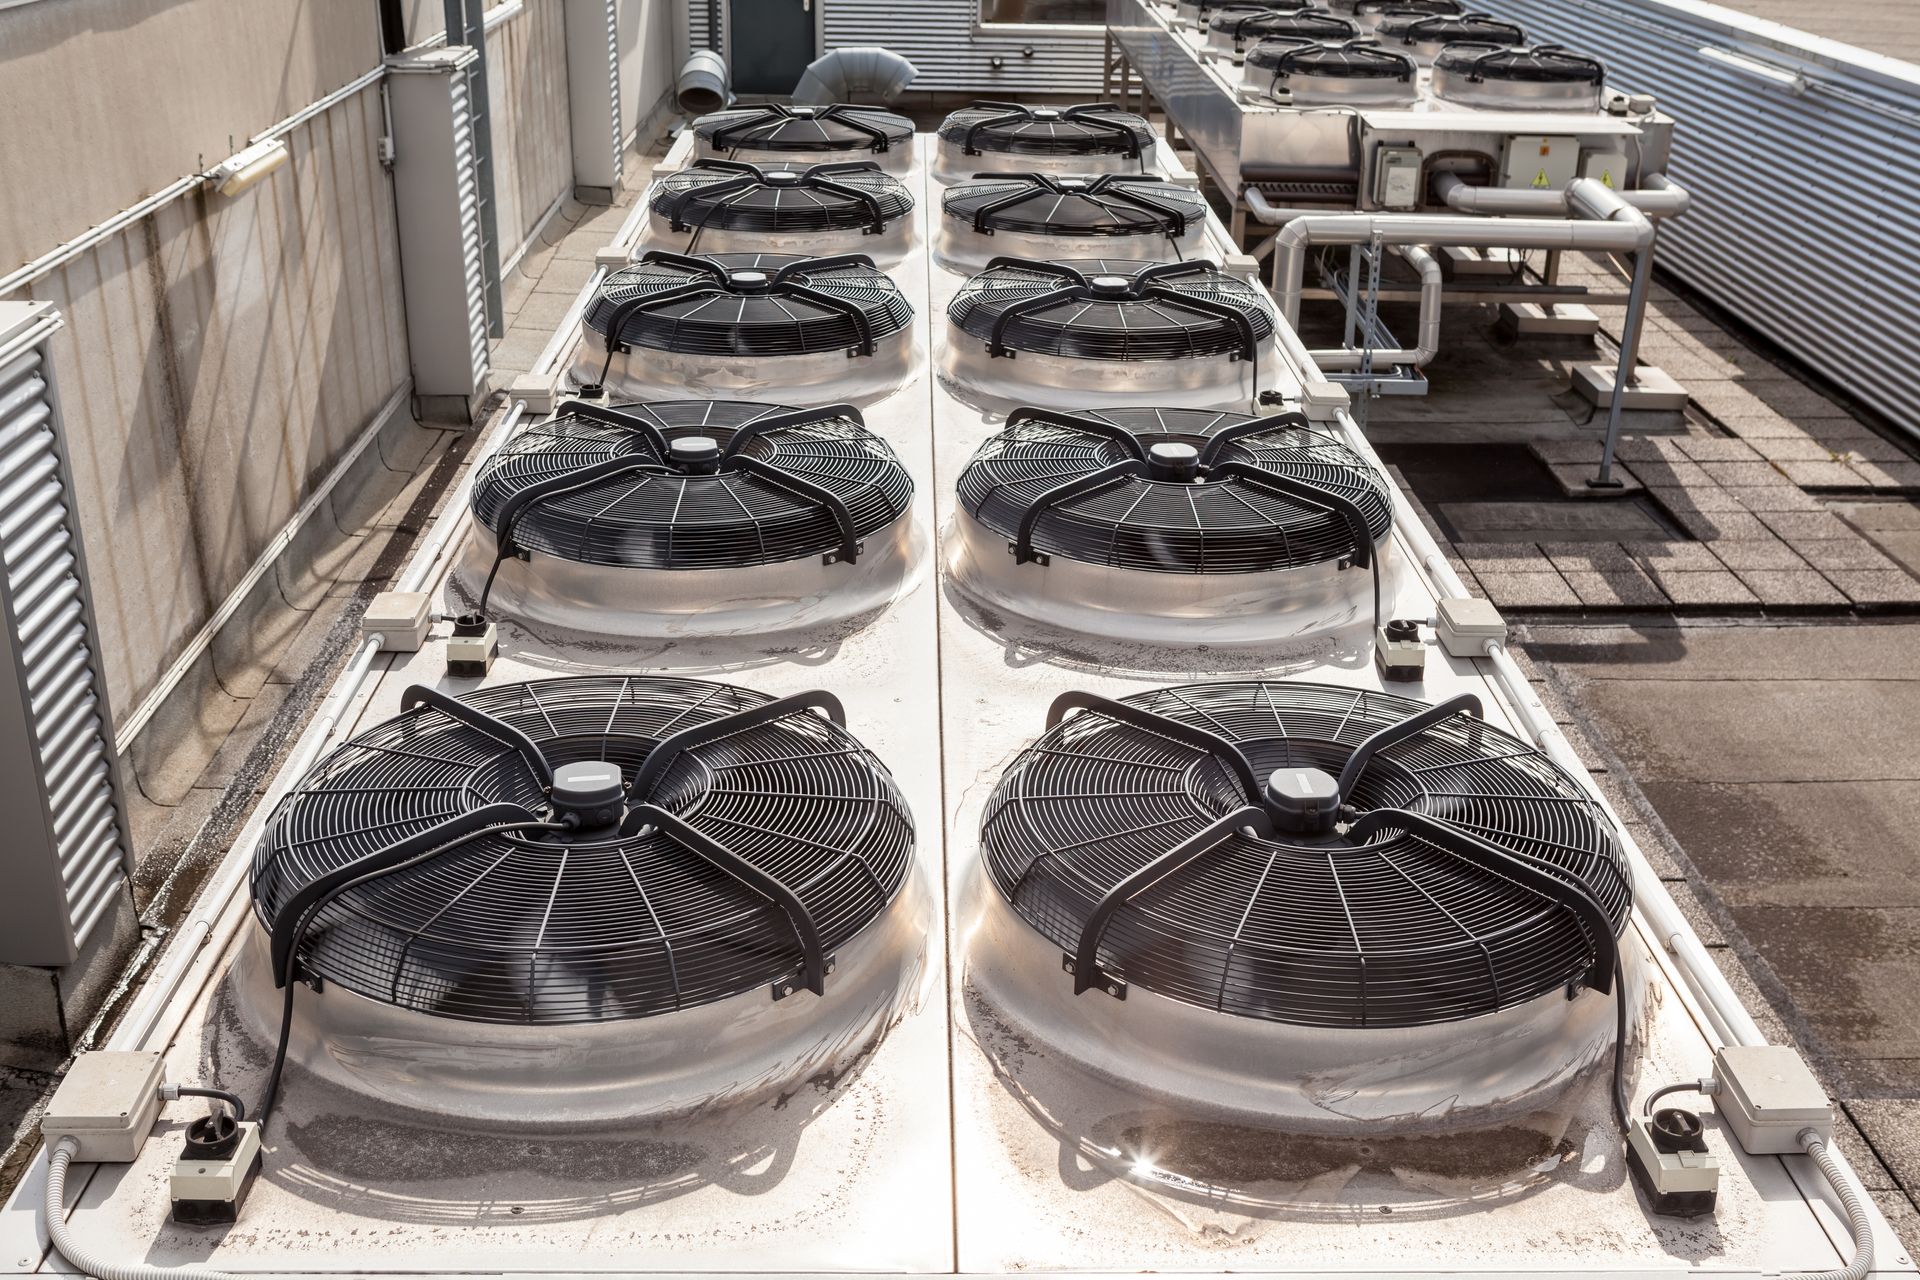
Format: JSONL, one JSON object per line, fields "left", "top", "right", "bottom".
{"left": 1249, "top": 178, "right": 1671, "bottom": 485}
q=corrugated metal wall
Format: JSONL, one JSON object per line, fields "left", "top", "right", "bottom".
{"left": 485, "top": 0, "right": 576, "bottom": 255}
{"left": 687, "top": 0, "right": 1106, "bottom": 95}
{"left": 12, "top": 83, "right": 409, "bottom": 729}
{"left": 1484, "top": 0, "right": 1920, "bottom": 432}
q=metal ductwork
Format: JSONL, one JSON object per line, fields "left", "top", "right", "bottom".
{"left": 792, "top": 46, "right": 919, "bottom": 105}
{"left": 677, "top": 49, "right": 733, "bottom": 114}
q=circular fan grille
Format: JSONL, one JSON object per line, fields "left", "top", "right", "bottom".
{"left": 942, "top": 175, "right": 1206, "bottom": 239}
{"left": 948, "top": 259, "right": 1275, "bottom": 361}
{"left": 470, "top": 401, "right": 913, "bottom": 571}
{"left": 252, "top": 677, "right": 914, "bottom": 1025}
{"left": 1354, "top": 0, "right": 1463, "bottom": 16}
{"left": 1250, "top": 38, "right": 1419, "bottom": 78}
{"left": 1212, "top": 8, "right": 1358, "bottom": 42}
{"left": 692, "top": 103, "right": 913, "bottom": 156}
{"left": 981, "top": 681, "right": 1630, "bottom": 1028}
{"left": 956, "top": 407, "right": 1391, "bottom": 574}
{"left": 583, "top": 252, "right": 913, "bottom": 358}
{"left": 652, "top": 161, "right": 914, "bottom": 235}
{"left": 1378, "top": 12, "right": 1524, "bottom": 46}
{"left": 1434, "top": 41, "right": 1605, "bottom": 82}
{"left": 937, "top": 104, "right": 1156, "bottom": 159}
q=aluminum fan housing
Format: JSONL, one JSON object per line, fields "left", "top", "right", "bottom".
{"left": 964, "top": 679, "right": 1640, "bottom": 1133}
{"left": 933, "top": 103, "right": 1158, "bottom": 182}
{"left": 457, "top": 400, "right": 921, "bottom": 636}
{"left": 1430, "top": 41, "right": 1608, "bottom": 111}
{"left": 941, "top": 258, "right": 1276, "bottom": 412}
{"left": 935, "top": 174, "right": 1209, "bottom": 273}
{"left": 572, "top": 251, "right": 919, "bottom": 404}
{"left": 946, "top": 406, "right": 1394, "bottom": 643}
{"left": 644, "top": 160, "right": 917, "bottom": 261}
{"left": 690, "top": 103, "right": 916, "bottom": 175}
{"left": 239, "top": 676, "right": 929, "bottom": 1122}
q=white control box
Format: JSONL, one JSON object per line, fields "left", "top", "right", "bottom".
{"left": 1714, "top": 1045, "right": 1832, "bottom": 1155}
{"left": 1581, "top": 150, "right": 1631, "bottom": 191}
{"left": 1372, "top": 146, "right": 1423, "bottom": 210}
{"left": 40, "top": 1051, "right": 164, "bottom": 1162}
{"left": 1501, "top": 135, "right": 1578, "bottom": 191}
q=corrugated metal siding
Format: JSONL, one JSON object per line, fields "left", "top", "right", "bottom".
{"left": 485, "top": 0, "right": 576, "bottom": 255}
{"left": 687, "top": 0, "right": 1107, "bottom": 95}
{"left": 0, "top": 326, "right": 130, "bottom": 956}
{"left": 14, "top": 81, "right": 408, "bottom": 730}
{"left": 450, "top": 74, "right": 496, "bottom": 395}
{"left": 1485, "top": 0, "right": 1920, "bottom": 432}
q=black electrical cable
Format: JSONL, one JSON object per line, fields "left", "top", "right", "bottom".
{"left": 1644, "top": 1079, "right": 1712, "bottom": 1117}
{"left": 1611, "top": 951, "right": 1631, "bottom": 1132}
{"left": 175, "top": 1086, "right": 246, "bottom": 1123}
{"left": 255, "top": 819, "right": 568, "bottom": 1123}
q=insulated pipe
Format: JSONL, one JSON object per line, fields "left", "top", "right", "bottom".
{"left": 792, "top": 47, "right": 918, "bottom": 105}
{"left": 1310, "top": 242, "right": 1442, "bottom": 369}
{"left": 1433, "top": 171, "right": 1691, "bottom": 219}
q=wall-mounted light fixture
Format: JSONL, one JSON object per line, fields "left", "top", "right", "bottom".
{"left": 207, "top": 138, "right": 291, "bottom": 197}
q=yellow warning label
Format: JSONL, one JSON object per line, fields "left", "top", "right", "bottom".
{"left": 1601, "top": 169, "right": 1616, "bottom": 188}
{"left": 1531, "top": 168, "right": 1552, "bottom": 189}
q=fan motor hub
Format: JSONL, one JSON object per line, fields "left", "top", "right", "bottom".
{"left": 669, "top": 435, "right": 724, "bottom": 473}
{"left": 549, "top": 760, "right": 627, "bottom": 831}
{"left": 727, "top": 269, "right": 773, "bottom": 292}
{"left": 1087, "top": 274, "right": 1136, "bottom": 298}
{"left": 763, "top": 170, "right": 803, "bottom": 185}
{"left": 1147, "top": 440, "right": 1202, "bottom": 482}
{"left": 1031, "top": 108, "right": 1061, "bottom": 121}
{"left": 1263, "top": 765, "right": 1342, "bottom": 834}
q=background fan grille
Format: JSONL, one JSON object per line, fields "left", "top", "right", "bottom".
{"left": 957, "top": 407, "right": 1391, "bottom": 573}
{"left": 470, "top": 401, "right": 913, "bottom": 570}
{"left": 948, "top": 259, "right": 1275, "bottom": 361}
{"left": 942, "top": 178, "right": 1206, "bottom": 239}
{"left": 583, "top": 252, "right": 913, "bottom": 358}
{"left": 251, "top": 677, "right": 914, "bottom": 1025}
{"left": 693, "top": 105, "right": 914, "bottom": 155}
{"left": 936, "top": 107, "right": 1156, "bottom": 158}
{"left": 653, "top": 166, "right": 914, "bottom": 234}
{"left": 981, "top": 681, "right": 1630, "bottom": 1028}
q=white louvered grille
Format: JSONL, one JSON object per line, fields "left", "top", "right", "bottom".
{"left": 0, "top": 318, "right": 129, "bottom": 960}
{"left": 449, "top": 74, "right": 494, "bottom": 391}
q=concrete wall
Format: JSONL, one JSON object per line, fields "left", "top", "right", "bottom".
{"left": 0, "top": 0, "right": 382, "bottom": 274}
{"left": 618, "top": 0, "right": 679, "bottom": 147}
{"left": 15, "top": 82, "right": 410, "bottom": 732}
{"left": 487, "top": 0, "right": 575, "bottom": 255}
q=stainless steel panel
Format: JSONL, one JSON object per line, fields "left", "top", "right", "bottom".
{"left": 1482, "top": 0, "right": 1920, "bottom": 434}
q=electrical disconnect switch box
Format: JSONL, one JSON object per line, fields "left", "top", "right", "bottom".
{"left": 1372, "top": 146, "right": 1423, "bottom": 210}
{"left": 1581, "top": 150, "right": 1631, "bottom": 190}
{"left": 1501, "top": 136, "right": 1578, "bottom": 191}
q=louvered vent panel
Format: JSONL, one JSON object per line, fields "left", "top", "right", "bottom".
{"left": 449, "top": 73, "right": 493, "bottom": 391}
{"left": 0, "top": 308, "right": 131, "bottom": 964}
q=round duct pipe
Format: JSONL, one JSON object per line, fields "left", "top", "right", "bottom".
{"left": 793, "top": 46, "right": 919, "bottom": 105}
{"left": 677, "top": 49, "right": 733, "bottom": 114}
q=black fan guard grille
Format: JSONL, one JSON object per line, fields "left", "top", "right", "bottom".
{"left": 1379, "top": 13, "right": 1524, "bottom": 46}
{"left": 251, "top": 677, "right": 915, "bottom": 1025}
{"left": 956, "top": 407, "right": 1392, "bottom": 574}
{"left": 1250, "top": 38, "right": 1419, "bottom": 79}
{"left": 583, "top": 252, "right": 913, "bottom": 358}
{"left": 1434, "top": 42, "right": 1605, "bottom": 84}
{"left": 948, "top": 259, "right": 1276, "bottom": 362}
{"left": 1212, "top": 9, "right": 1358, "bottom": 45}
{"left": 470, "top": 401, "right": 913, "bottom": 571}
{"left": 693, "top": 103, "right": 914, "bottom": 156}
{"left": 937, "top": 103, "right": 1156, "bottom": 159}
{"left": 652, "top": 161, "right": 914, "bottom": 235}
{"left": 981, "top": 681, "right": 1631, "bottom": 1028}
{"left": 942, "top": 175, "right": 1207, "bottom": 240}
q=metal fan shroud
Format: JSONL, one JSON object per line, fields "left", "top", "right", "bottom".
{"left": 963, "top": 680, "right": 1640, "bottom": 1131}
{"left": 932, "top": 103, "right": 1158, "bottom": 181}
{"left": 935, "top": 175, "right": 1208, "bottom": 273}
{"left": 645, "top": 160, "right": 917, "bottom": 260}
{"left": 572, "top": 251, "right": 918, "bottom": 403}
{"left": 1244, "top": 39, "right": 1421, "bottom": 106}
{"left": 456, "top": 401, "right": 921, "bottom": 636}
{"left": 691, "top": 103, "right": 916, "bottom": 175}
{"left": 1430, "top": 42, "right": 1607, "bottom": 111}
{"left": 251, "top": 676, "right": 917, "bottom": 1025}
{"left": 946, "top": 407, "right": 1393, "bottom": 643}
{"left": 941, "top": 259, "right": 1276, "bottom": 411}
{"left": 1205, "top": 7, "right": 1357, "bottom": 59}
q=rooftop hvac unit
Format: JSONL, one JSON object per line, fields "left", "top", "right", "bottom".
{"left": 0, "top": 302, "right": 135, "bottom": 965}
{"left": 386, "top": 46, "right": 494, "bottom": 422}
